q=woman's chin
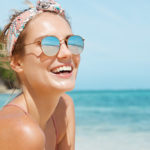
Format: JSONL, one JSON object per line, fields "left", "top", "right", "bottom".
{"left": 51, "top": 80, "right": 76, "bottom": 92}
{"left": 46, "top": 71, "right": 77, "bottom": 92}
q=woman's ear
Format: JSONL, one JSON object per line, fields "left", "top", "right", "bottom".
{"left": 10, "top": 56, "right": 23, "bottom": 73}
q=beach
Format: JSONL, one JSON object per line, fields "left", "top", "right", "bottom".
{"left": 0, "top": 83, "right": 21, "bottom": 94}
{"left": 1, "top": 90, "right": 150, "bottom": 150}
{"left": 69, "top": 90, "right": 150, "bottom": 150}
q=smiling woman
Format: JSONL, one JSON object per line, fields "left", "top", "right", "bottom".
{"left": 0, "top": 0, "right": 84, "bottom": 150}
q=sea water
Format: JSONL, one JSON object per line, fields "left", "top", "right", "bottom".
{"left": 0, "top": 90, "right": 150, "bottom": 150}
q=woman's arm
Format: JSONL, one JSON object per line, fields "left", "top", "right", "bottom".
{"left": 57, "top": 94, "right": 75, "bottom": 150}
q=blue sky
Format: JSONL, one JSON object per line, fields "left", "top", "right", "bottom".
{"left": 0, "top": 0, "right": 150, "bottom": 90}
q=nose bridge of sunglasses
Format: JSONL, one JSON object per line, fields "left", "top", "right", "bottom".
{"left": 59, "top": 39, "right": 66, "bottom": 45}
{"left": 58, "top": 39, "right": 73, "bottom": 55}
{"left": 59, "top": 39, "right": 69, "bottom": 50}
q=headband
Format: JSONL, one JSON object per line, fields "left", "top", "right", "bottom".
{"left": 7, "top": 0, "right": 64, "bottom": 56}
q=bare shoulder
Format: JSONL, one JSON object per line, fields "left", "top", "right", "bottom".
{"left": 53, "top": 93, "right": 75, "bottom": 145}
{"left": 55, "top": 93, "right": 75, "bottom": 114}
{"left": 60, "top": 93, "right": 75, "bottom": 126}
{"left": 61, "top": 93, "right": 75, "bottom": 108}
{"left": 0, "top": 108, "right": 45, "bottom": 150}
{"left": 55, "top": 94, "right": 75, "bottom": 149}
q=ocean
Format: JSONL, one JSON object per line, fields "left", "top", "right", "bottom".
{"left": 0, "top": 90, "right": 150, "bottom": 150}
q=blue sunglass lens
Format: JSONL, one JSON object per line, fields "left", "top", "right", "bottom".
{"left": 41, "top": 36, "right": 59, "bottom": 56}
{"left": 68, "top": 35, "right": 84, "bottom": 55}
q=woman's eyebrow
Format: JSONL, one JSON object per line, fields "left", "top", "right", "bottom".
{"left": 35, "top": 35, "right": 49, "bottom": 41}
{"left": 35, "top": 34, "right": 75, "bottom": 42}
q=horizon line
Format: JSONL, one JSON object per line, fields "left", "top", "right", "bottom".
{"left": 71, "top": 89, "right": 150, "bottom": 92}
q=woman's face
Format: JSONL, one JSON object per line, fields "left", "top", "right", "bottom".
{"left": 19, "top": 12, "right": 80, "bottom": 92}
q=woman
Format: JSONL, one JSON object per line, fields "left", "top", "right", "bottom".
{"left": 0, "top": 0, "right": 84, "bottom": 150}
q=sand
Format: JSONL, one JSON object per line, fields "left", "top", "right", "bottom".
{"left": 0, "top": 84, "right": 20, "bottom": 94}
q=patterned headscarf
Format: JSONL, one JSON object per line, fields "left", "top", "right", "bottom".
{"left": 7, "top": 0, "right": 64, "bottom": 56}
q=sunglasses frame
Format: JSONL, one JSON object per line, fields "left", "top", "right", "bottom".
{"left": 24, "top": 35, "right": 85, "bottom": 56}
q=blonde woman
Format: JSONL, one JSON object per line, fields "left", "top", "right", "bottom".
{"left": 0, "top": 0, "right": 84, "bottom": 149}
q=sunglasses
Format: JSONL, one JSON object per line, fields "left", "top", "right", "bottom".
{"left": 24, "top": 35, "right": 84, "bottom": 56}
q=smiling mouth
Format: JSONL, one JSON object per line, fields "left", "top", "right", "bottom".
{"left": 50, "top": 66, "right": 73, "bottom": 74}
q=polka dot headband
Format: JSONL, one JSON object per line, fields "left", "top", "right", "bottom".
{"left": 7, "top": 0, "right": 64, "bottom": 56}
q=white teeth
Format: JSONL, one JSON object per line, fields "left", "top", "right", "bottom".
{"left": 52, "top": 66, "right": 72, "bottom": 73}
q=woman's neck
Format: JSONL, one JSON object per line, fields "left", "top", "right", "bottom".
{"left": 22, "top": 85, "right": 63, "bottom": 130}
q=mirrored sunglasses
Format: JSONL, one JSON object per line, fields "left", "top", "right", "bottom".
{"left": 25, "top": 35, "right": 84, "bottom": 56}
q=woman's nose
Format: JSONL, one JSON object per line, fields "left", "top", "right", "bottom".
{"left": 57, "top": 41, "right": 72, "bottom": 60}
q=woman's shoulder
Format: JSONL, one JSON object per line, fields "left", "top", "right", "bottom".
{"left": 60, "top": 93, "right": 74, "bottom": 108}
{"left": 52, "top": 94, "right": 75, "bottom": 143}
{"left": 54, "top": 94, "right": 75, "bottom": 147}
{"left": 0, "top": 106, "right": 45, "bottom": 150}
{"left": 54, "top": 93, "right": 74, "bottom": 114}
{"left": 60, "top": 93, "right": 75, "bottom": 119}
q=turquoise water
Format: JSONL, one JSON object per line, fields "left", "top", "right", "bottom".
{"left": 0, "top": 90, "right": 150, "bottom": 150}
{"left": 69, "top": 90, "right": 150, "bottom": 150}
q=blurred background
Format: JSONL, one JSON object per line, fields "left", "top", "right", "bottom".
{"left": 0, "top": 0, "right": 150, "bottom": 150}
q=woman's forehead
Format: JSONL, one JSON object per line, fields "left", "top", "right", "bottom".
{"left": 24, "top": 12, "right": 72, "bottom": 42}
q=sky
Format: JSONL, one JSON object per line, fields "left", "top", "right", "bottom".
{"left": 0, "top": 0, "right": 150, "bottom": 90}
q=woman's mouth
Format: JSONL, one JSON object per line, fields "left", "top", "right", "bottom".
{"left": 50, "top": 65, "right": 73, "bottom": 78}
